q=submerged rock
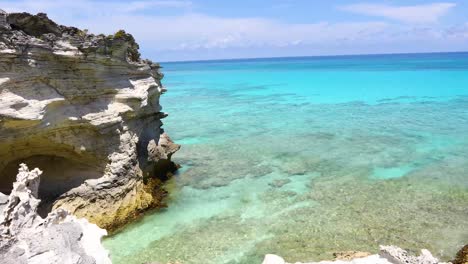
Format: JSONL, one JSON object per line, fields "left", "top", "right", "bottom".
{"left": 0, "top": 164, "right": 111, "bottom": 264}
{"left": 333, "top": 251, "right": 372, "bottom": 261}
{"left": 262, "top": 246, "right": 450, "bottom": 264}
{"left": 269, "top": 179, "right": 292, "bottom": 188}
{"left": 452, "top": 245, "right": 468, "bottom": 264}
{"left": 0, "top": 11, "right": 179, "bottom": 230}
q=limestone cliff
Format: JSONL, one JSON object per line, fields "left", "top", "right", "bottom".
{"left": 0, "top": 11, "right": 180, "bottom": 231}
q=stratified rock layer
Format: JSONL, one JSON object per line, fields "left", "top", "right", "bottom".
{"left": 0, "top": 164, "right": 111, "bottom": 264}
{"left": 0, "top": 11, "right": 179, "bottom": 230}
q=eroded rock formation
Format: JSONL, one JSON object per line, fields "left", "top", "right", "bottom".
{"left": 0, "top": 164, "right": 111, "bottom": 264}
{"left": 0, "top": 11, "right": 179, "bottom": 231}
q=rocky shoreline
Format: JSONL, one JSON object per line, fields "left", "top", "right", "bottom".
{"left": 0, "top": 10, "right": 466, "bottom": 264}
{"left": 1, "top": 163, "right": 465, "bottom": 264}
{"left": 262, "top": 246, "right": 463, "bottom": 264}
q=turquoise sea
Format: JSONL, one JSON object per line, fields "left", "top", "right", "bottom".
{"left": 104, "top": 53, "right": 468, "bottom": 264}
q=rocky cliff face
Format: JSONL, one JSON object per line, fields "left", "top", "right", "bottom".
{"left": 0, "top": 11, "right": 179, "bottom": 231}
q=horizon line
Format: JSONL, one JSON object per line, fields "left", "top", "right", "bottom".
{"left": 159, "top": 50, "right": 468, "bottom": 64}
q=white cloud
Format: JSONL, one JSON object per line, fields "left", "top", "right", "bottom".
{"left": 122, "top": 1, "right": 193, "bottom": 12}
{"left": 0, "top": 1, "right": 390, "bottom": 50}
{"left": 0, "top": 0, "right": 192, "bottom": 14}
{"left": 70, "top": 14, "right": 390, "bottom": 51}
{"left": 0, "top": 0, "right": 467, "bottom": 60}
{"left": 443, "top": 23, "right": 468, "bottom": 38}
{"left": 339, "top": 2, "right": 456, "bottom": 24}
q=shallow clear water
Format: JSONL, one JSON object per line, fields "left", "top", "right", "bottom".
{"left": 104, "top": 53, "right": 468, "bottom": 264}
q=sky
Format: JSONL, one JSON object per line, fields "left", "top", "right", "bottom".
{"left": 1, "top": 0, "right": 468, "bottom": 61}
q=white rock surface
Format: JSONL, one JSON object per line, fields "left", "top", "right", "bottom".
{"left": 379, "top": 246, "right": 442, "bottom": 264}
{"left": 0, "top": 164, "right": 111, "bottom": 264}
{"left": 263, "top": 254, "right": 286, "bottom": 264}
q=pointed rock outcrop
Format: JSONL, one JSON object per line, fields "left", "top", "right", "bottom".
{"left": 0, "top": 164, "right": 111, "bottom": 264}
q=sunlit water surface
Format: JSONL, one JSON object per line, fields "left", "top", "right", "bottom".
{"left": 104, "top": 53, "right": 468, "bottom": 264}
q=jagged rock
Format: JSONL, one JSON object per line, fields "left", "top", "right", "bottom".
{"left": 0, "top": 164, "right": 111, "bottom": 264}
{"left": 379, "top": 245, "right": 440, "bottom": 264}
{"left": 0, "top": 11, "right": 179, "bottom": 231}
{"left": 1, "top": 163, "right": 42, "bottom": 236}
{"left": 0, "top": 9, "right": 9, "bottom": 30}
{"left": 262, "top": 245, "right": 451, "bottom": 264}
{"left": 0, "top": 192, "right": 7, "bottom": 223}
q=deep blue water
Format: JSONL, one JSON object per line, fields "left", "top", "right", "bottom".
{"left": 104, "top": 52, "right": 468, "bottom": 264}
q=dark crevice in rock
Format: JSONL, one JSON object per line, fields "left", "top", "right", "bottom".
{"left": 0, "top": 155, "right": 105, "bottom": 218}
